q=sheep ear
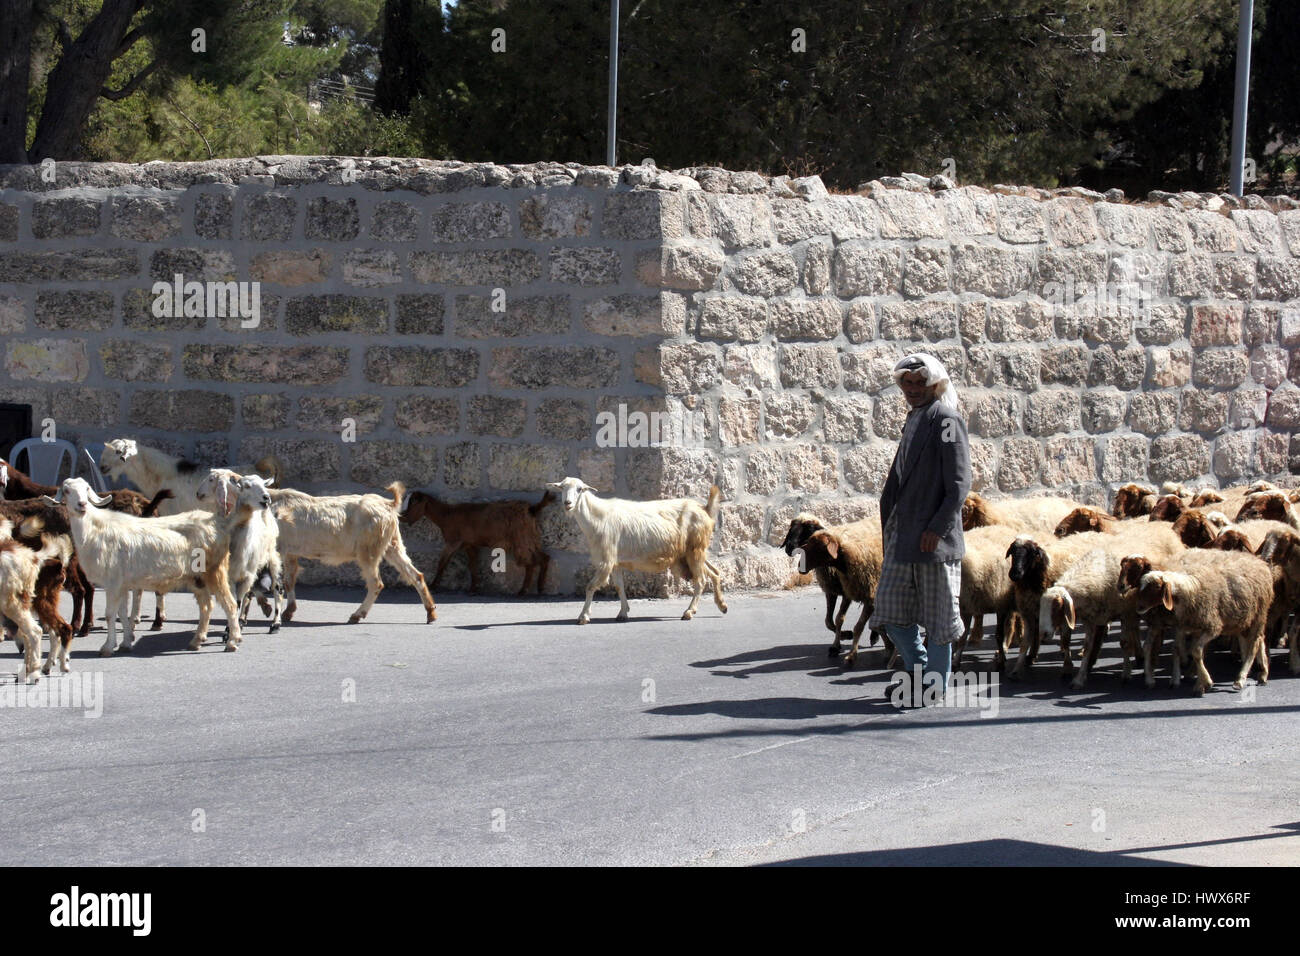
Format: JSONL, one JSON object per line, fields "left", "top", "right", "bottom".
{"left": 1064, "top": 599, "right": 1075, "bottom": 631}
{"left": 545, "top": 482, "right": 561, "bottom": 491}
{"left": 580, "top": 482, "right": 598, "bottom": 493}
{"left": 120, "top": 440, "right": 137, "bottom": 460}
{"left": 823, "top": 535, "right": 839, "bottom": 560}
{"left": 263, "top": 476, "right": 275, "bottom": 488}
{"left": 1161, "top": 582, "right": 1174, "bottom": 611}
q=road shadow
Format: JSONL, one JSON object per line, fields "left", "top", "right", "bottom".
{"left": 758, "top": 838, "right": 1187, "bottom": 866}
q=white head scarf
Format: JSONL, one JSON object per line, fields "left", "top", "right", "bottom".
{"left": 892, "top": 352, "right": 960, "bottom": 412}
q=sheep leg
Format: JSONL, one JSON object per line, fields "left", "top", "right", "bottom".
{"left": 518, "top": 557, "right": 536, "bottom": 596}
{"left": 1144, "top": 621, "right": 1162, "bottom": 689}
{"left": 842, "top": 602, "right": 873, "bottom": 668}
{"left": 383, "top": 539, "right": 437, "bottom": 623}
{"left": 1057, "top": 625, "right": 1075, "bottom": 679}
{"left": 823, "top": 591, "right": 840, "bottom": 633}
{"left": 1234, "top": 625, "right": 1267, "bottom": 690}
{"left": 1190, "top": 635, "right": 1214, "bottom": 697}
{"left": 282, "top": 555, "right": 301, "bottom": 623}
{"left": 578, "top": 565, "right": 614, "bottom": 625}
{"left": 1289, "top": 618, "right": 1300, "bottom": 674}
{"left": 954, "top": 612, "right": 975, "bottom": 670}
{"left": 1071, "top": 625, "right": 1105, "bottom": 690}
{"left": 613, "top": 569, "right": 631, "bottom": 621}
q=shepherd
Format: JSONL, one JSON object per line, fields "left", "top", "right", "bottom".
{"left": 870, "top": 353, "right": 971, "bottom": 707}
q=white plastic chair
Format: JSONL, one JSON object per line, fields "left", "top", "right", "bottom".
{"left": 9, "top": 438, "right": 78, "bottom": 487}
{"left": 80, "top": 444, "right": 111, "bottom": 494}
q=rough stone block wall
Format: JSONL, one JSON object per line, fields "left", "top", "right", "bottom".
{"left": 1, "top": 158, "right": 1298, "bottom": 593}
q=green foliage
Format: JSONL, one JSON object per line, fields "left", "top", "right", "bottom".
{"left": 22, "top": 0, "right": 1300, "bottom": 191}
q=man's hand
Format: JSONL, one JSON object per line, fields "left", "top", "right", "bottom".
{"left": 919, "top": 531, "right": 940, "bottom": 553}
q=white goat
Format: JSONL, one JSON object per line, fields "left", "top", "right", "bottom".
{"left": 97, "top": 438, "right": 283, "bottom": 630}
{"left": 202, "top": 469, "right": 285, "bottom": 634}
{"left": 266, "top": 483, "right": 435, "bottom": 624}
{"left": 48, "top": 478, "right": 243, "bottom": 655}
{"left": 546, "top": 476, "right": 727, "bottom": 625}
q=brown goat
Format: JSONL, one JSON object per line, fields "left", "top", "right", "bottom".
{"left": 399, "top": 490, "right": 554, "bottom": 594}
{"left": 1054, "top": 507, "right": 1119, "bottom": 537}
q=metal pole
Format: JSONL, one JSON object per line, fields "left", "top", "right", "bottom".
{"left": 1229, "top": 0, "right": 1254, "bottom": 196}
{"left": 607, "top": 0, "right": 619, "bottom": 167}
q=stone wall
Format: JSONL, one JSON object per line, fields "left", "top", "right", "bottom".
{"left": 1, "top": 158, "right": 1298, "bottom": 592}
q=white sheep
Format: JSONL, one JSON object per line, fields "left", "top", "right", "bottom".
{"left": 955, "top": 524, "right": 1022, "bottom": 672}
{"left": 1133, "top": 549, "right": 1273, "bottom": 696}
{"left": 962, "top": 493, "right": 1087, "bottom": 535}
{"left": 1040, "top": 547, "right": 1142, "bottom": 689}
{"left": 48, "top": 478, "right": 242, "bottom": 655}
{"left": 546, "top": 477, "right": 726, "bottom": 625}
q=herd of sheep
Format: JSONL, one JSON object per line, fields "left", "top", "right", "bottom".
{"left": 3, "top": 434, "right": 1298, "bottom": 699}
{"left": 784, "top": 480, "right": 1300, "bottom": 696}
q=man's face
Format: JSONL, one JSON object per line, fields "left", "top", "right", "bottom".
{"left": 900, "top": 370, "right": 938, "bottom": 408}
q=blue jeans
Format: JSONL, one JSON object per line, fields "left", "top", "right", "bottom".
{"left": 885, "top": 623, "right": 952, "bottom": 705}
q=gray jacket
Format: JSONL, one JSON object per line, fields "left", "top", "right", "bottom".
{"left": 879, "top": 399, "right": 971, "bottom": 563}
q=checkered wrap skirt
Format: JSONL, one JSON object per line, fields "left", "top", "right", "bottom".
{"left": 867, "top": 514, "right": 965, "bottom": 645}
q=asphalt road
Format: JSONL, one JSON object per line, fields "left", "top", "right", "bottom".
{"left": 5, "top": 585, "right": 1298, "bottom": 866}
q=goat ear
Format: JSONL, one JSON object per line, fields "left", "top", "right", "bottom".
{"left": 580, "top": 482, "right": 598, "bottom": 493}
{"left": 263, "top": 476, "right": 275, "bottom": 488}
{"left": 545, "top": 482, "right": 561, "bottom": 491}
{"left": 1064, "top": 598, "right": 1076, "bottom": 631}
{"left": 39, "top": 494, "right": 59, "bottom": 506}
{"left": 120, "top": 440, "right": 137, "bottom": 460}
{"left": 90, "top": 492, "right": 111, "bottom": 507}
{"left": 1161, "top": 581, "right": 1174, "bottom": 611}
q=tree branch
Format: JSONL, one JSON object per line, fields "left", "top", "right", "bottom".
{"left": 166, "top": 94, "right": 213, "bottom": 159}
{"left": 101, "top": 59, "right": 159, "bottom": 100}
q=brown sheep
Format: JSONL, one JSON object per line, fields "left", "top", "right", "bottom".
{"left": 1054, "top": 507, "right": 1120, "bottom": 537}
{"left": 399, "top": 490, "right": 554, "bottom": 595}
{"left": 962, "top": 493, "right": 1085, "bottom": 534}
{"left": 795, "top": 521, "right": 885, "bottom": 668}
{"left": 1234, "top": 492, "right": 1300, "bottom": 530}
{"left": 1111, "top": 483, "right": 1158, "bottom": 518}
{"left": 1170, "top": 511, "right": 1220, "bottom": 549}
{"left": 1148, "top": 494, "right": 1187, "bottom": 522}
